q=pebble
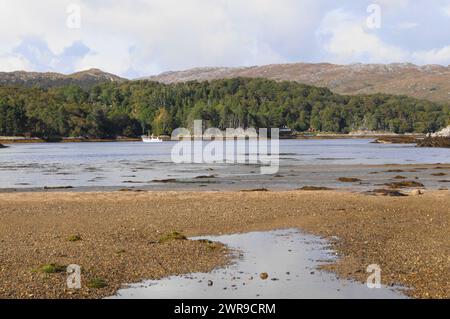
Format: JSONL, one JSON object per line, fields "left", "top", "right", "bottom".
{"left": 259, "top": 272, "right": 269, "bottom": 280}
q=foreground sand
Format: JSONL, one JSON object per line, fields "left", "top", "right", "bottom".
{"left": 0, "top": 190, "right": 450, "bottom": 299}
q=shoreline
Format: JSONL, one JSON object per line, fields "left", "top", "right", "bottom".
{"left": 0, "top": 137, "right": 142, "bottom": 144}
{"left": 1, "top": 189, "right": 450, "bottom": 299}
{"left": 0, "top": 134, "right": 425, "bottom": 145}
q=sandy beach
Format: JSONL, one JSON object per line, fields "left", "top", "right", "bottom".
{"left": 1, "top": 190, "right": 450, "bottom": 299}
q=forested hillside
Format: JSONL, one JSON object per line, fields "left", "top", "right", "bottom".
{"left": 0, "top": 78, "right": 448, "bottom": 139}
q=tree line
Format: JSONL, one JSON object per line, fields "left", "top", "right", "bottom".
{"left": 0, "top": 78, "right": 449, "bottom": 138}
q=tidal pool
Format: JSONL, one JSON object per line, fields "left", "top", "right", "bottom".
{"left": 110, "top": 229, "right": 406, "bottom": 299}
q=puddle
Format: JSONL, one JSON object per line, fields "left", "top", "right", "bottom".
{"left": 110, "top": 229, "right": 406, "bottom": 299}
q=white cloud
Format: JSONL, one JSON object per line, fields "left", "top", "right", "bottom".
{"left": 0, "top": 0, "right": 326, "bottom": 76}
{"left": 317, "top": 9, "right": 406, "bottom": 64}
{"left": 317, "top": 8, "right": 450, "bottom": 67}
{"left": 413, "top": 46, "right": 450, "bottom": 65}
{"left": 443, "top": 4, "right": 450, "bottom": 17}
{"left": 0, "top": 0, "right": 450, "bottom": 76}
{"left": 0, "top": 55, "right": 30, "bottom": 72}
{"left": 375, "top": 0, "right": 410, "bottom": 11}
{"left": 396, "top": 21, "right": 419, "bottom": 30}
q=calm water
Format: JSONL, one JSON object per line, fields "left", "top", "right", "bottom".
{"left": 1, "top": 139, "right": 449, "bottom": 190}
{"left": 110, "top": 229, "right": 406, "bottom": 299}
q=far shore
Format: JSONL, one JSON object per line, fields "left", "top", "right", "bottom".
{"left": 0, "top": 137, "right": 142, "bottom": 144}
{"left": 0, "top": 133, "right": 426, "bottom": 145}
{"left": 1, "top": 189, "right": 450, "bottom": 299}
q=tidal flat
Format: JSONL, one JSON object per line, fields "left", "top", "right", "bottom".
{"left": 0, "top": 139, "right": 449, "bottom": 192}
{"left": 0, "top": 190, "right": 449, "bottom": 299}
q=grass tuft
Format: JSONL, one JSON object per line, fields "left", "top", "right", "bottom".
{"left": 198, "top": 239, "right": 220, "bottom": 251}
{"left": 39, "top": 264, "right": 65, "bottom": 274}
{"left": 158, "top": 231, "right": 187, "bottom": 244}
{"left": 87, "top": 277, "right": 108, "bottom": 289}
{"left": 67, "top": 234, "right": 82, "bottom": 242}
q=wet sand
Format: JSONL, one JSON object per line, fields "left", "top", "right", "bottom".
{"left": 1, "top": 163, "right": 450, "bottom": 193}
{"left": 1, "top": 190, "right": 450, "bottom": 299}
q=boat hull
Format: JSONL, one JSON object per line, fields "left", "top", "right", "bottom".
{"left": 142, "top": 137, "right": 163, "bottom": 143}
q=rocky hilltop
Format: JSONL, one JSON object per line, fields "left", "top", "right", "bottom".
{"left": 0, "top": 68, "right": 126, "bottom": 89}
{"left": 144, "top": 63, "right": 450, "bottom": 103}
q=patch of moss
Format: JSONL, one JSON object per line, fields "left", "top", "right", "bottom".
{"left": 115, "top": 249, "right": 127, "bottom": 255}
{"left": 158, "top": 231, "right": 187, "bottom": 244}
{"left": 67, "top": 234, "right": 82, "bottom": 242}
{"left": 87, "top": 277, "right": 108, "bottom": 289}
{"left": 39, "top": 264, "right": 66, "bottom": 274}
{"left": 198, "top": 239, "right": 220, "bottom": 251}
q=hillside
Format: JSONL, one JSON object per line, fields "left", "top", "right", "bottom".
{"left": 3, "top": 63, "right": 450, "bottom": 103}
{"left": 144, "top": 63, "right": 450, "bottom": 103}
{"left": 0, "top": 69, "right": 126, "bottom": 89}
{"left": 0, "top": 78, "right": 448, "bottom": 139}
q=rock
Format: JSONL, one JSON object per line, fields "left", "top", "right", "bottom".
{"left": 373, "top": 136, "right": 418, "bottom": 144}
{"left": 417, "top": 137, "right": 450, "bottom": 148}
{"left": 298, "top": 186, "right": 333, "bottom": 191}
{"left": 384, "top": 181, "right": 424, "bottom": 188}
{"left": 195, "top": 175, "right": 217, "bottom": 179}
{"left": 208, "top": 280, "right": 213, "bottom": 287}
{"left": 337, "top": 177, "right": 362, "bottom": 183}
{"left": 152, "top": 178, "right": 177, "bottom": 183}
{"left": 431, "top": 126, "right": 450, "bottom": 137}
{"left": 411, "top": 189, "right": 424, "bottom": 196}
{"left": 371, "top": 189, "right": 407, "bottom": 197}
{"left": 241, "top": 188, "right": 269, "bottom": 192}
{"left": 259, "top": 272, "right": 269, "bottom": 280}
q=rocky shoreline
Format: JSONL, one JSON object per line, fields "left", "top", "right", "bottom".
{"left": 373, "top": 135, "right": 450, "bottom": 148}
{"left": 417, "top": 137, "right": 450, "bottom": 148}
{"left": 372, "top": 136, "right": 419, "bottom": 144}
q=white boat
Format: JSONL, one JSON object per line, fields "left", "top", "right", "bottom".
{"left": 142, "top": 134, "right": 163, "bottom": 143}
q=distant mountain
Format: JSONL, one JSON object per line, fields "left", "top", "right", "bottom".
{"left": 0, "top": 68, "right": 126, "bottom": 89}
{"left": 144, "top": 63, "right": 450, "bottom": 103}
{"left": 3, "top": 63, "right": 450, "bottom": 103}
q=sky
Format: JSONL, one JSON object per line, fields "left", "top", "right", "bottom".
{"left": 1, "top": 0, "right": 450, "bottom": 78}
